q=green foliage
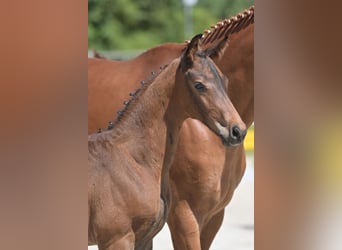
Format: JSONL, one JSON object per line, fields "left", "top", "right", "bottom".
{"left": 88, "top": 0, "right": 254, "bottom": 50}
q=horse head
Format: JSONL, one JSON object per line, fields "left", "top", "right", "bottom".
{"left": 178, "top": 34, "right": 246, "bottom": 146}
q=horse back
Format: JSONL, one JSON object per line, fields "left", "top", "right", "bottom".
{"left": 88, "top": 44, "right": 185, "bottom": 134}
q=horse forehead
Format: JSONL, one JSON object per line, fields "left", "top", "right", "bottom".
{"left": 193, "top": 57, "right": 223, "bottom": 82}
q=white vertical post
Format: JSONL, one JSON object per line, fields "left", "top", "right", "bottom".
{"left": 182, "top": 0, "right": 198, "bottom": 40}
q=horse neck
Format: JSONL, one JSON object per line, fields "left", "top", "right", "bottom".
{"left": 110, "top": 59, "right": 188, "bottom": 200}
{"left": 218, "top": 24, "right": 254, "bottom": 127}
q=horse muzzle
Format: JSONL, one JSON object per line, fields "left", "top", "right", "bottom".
{"left": 215, "top": 121, "right": 246, "bottom": 147}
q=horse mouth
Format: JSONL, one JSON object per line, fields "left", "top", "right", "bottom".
{"left": 214, "top": 121, "right": 233, "bottom": 146}
{"left": 219, "top": 134, "right": 239, "bottom": 147}
{"left": 213, "top": 120, "right": 245, "bottom": 147}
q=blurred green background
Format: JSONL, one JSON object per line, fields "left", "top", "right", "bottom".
{"left": 88, "top": 0, "right": 254, "bottom": 51}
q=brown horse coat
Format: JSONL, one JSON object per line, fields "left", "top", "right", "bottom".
{"left": 88, "top": 43, "right": 185, "bottom": 134}
{"left": 88, "top": 6, "right": 254, "bottom": 249}
{"left": 168, "top": 24, "right": 254, "bottom": 250}
{"left": 88, "top": 35, "right": 246, "bottom": 250}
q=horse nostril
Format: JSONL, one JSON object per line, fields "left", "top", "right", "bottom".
{"left": 231, "top": 126, "right": 242, "bottom": 140}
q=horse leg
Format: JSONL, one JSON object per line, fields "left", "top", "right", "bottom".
{"left": 140, "top": 240, "right": 152, "bottom": 250}
{"left": 200, "top": 209, "right": 225, "bottom": 250}
{"left": 134, "top": 239, "right": 152, "bottom": 250}
{"left": 168, "top": 200, "right": 201, "bottom": 250}
{"left": 98, "top": 230, "right": 135, "bottom": 250}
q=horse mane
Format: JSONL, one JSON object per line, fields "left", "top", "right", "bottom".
{"left": 94, "top": 6, "right": 254, "bottom": 133}
{"left": 97, "top": 63, "right": 169, "bottom": 133}
{"left": 200, "top": 5, "right": 254, "bottom": 46}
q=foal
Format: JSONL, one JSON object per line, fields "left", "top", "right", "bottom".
{"left": 168, "top": 24, "right": 254, "bottom": 250}
{"left": 88, "top": 35, "right": 246, "bottom": 250}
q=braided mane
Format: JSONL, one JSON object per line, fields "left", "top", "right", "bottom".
{"left": 200, "top": 5, "right": 254, "bottom": 46}
{"left": 97, "top": 64, "right": 168, "bottom": 133}
{"left": 94, "top": 6, "right": 254, "bottom": 133}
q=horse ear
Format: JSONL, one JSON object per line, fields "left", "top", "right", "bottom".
{"left": 204, "top": 35, "right": 229, "bottom": 60}
{"left": 180, "top": 34, "right": 203, "bottom": 71}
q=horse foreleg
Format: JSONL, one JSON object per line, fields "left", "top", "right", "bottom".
{"left": 200, "top": 209, "right": 225, "bottom": 250}
{"left": 168, "top": 200, "right": 201, "bottom": 250}
{"left": 98, "top": 230, "right": 135, "bottom": 250}
{"left": 135, "top": 239, "right": 152, "bottom": 250}
{"left": 141, "top": 240, "right": 152, "bottom": 250}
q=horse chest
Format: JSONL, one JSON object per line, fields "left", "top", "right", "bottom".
{"left": 208, "top": 152, "right": 246, "bottom": 213}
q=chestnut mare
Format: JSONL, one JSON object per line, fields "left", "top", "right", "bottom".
{"left": 88, "top": 35, "right": 246, "bottom": 250}
{"left": 88, "top": 6, "right": 254, "bottom": 249}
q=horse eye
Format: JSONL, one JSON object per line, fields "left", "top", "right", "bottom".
{"left": 193, "top": 81, "right": 206, "bottom": 91}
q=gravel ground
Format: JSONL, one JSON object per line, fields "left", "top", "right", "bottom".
{"left": 89, "top": 155, "right": 254, "bottom": 250}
